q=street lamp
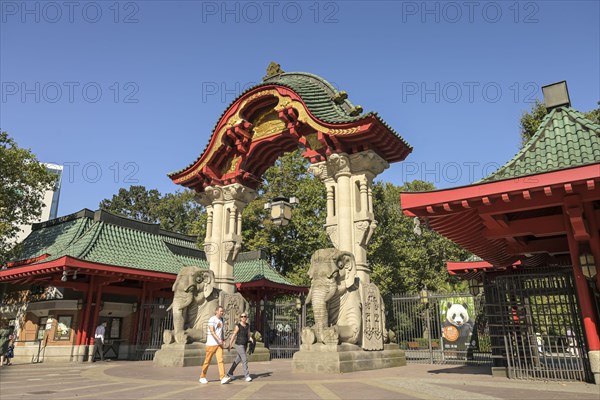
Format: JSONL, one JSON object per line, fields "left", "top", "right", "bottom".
{"left": 264, "top": 196, "right": 298, "bottom": 226}
{"left": 469, "top": 278, "right": 481, "bottom": 296}
{"left": 579, "top": 252, "right": 597, "bottom": 280}
{"left": 61, "top": 269, "right": 78, "bottom": 282}
{"left": 419, "top": 287, "right": 433, "bottom": 363}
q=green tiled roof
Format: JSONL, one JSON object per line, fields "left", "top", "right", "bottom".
{"left": 481, "top": 107, "right": 600, "bottom": 182}
{"left": 13, "top": 209, "right": 300, "bottom": 286}
{"left": 168, "top": 69, "right": 411, "bottom": 177}
{"left": 260, "top": 72, "right": 363, "bottom": 124}
{"left": 234, "top": 259, "right": 295, "bottom": 286}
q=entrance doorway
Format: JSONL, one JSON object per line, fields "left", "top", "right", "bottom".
{"left": 485, "top": 268, "right": 592, "bottom": 382}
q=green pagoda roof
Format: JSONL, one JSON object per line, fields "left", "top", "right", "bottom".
{"left": 481, "top": 107, "right": 600, "bottom": 183}
{"left": 12, "top": 209, "right": 298, "bottom": 286}
{"left": 168, "top": 66, "right": 411, "bottom": 178}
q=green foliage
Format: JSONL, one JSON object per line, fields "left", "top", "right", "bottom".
{"left": 369, "top": 181, "right": 470, "bottom": 299}
{"left": 242, "top": 151, "right": 329, "bottom": 286}
{"left": 519, "top": 100, "right": 548, "bottom": 148}
{"left": 99, "top": 185, "right": 203, "bottom": 235}
{"left": 0, "top": 132, "right": 55, "bottom": 264}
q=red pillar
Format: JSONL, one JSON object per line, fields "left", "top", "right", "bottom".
{"left": 563, "top": 204, "right": 600, "bottom": 352}
{"left": 89, "top": 280, "right": 104, "bottom": 346}
{"left": 78, "top": 275, "right": 96, "bottom": 346}
{"left": 583, "top": 202, "right": 600, "bottom": 290}
{"left": 131, "top": 281, "right": 147, "bottom": 344}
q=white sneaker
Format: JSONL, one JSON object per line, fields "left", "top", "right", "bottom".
{"left": 199, "top": 377, "right": 208, "bottom": 384}
{"left": 227, "top": 373, "right": 236, "bottom": 381}
{"left": 221, "top": 376, "right": 231, "bottom": 384}
{"left": 245, "top": 376, "right": 252, "bottom": 382}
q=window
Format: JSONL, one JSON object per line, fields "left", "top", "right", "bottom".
{"left": 98, "top": 317, "right": 122, "bottom": 339}
{"left": 37, "top": 317, "right": 48, "bottom": 340}
{"left": 54, "top": 315, "right": 73, "bottom": 340}
{"left": 109, "top": 318, "right": 120, "bottom": 339}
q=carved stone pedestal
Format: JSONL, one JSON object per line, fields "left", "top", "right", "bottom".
{"left": 292, "top": 343, "right": 406, "bottom": 373}
{"left": 153, "top": 342, "right": 270, "bottom": 367}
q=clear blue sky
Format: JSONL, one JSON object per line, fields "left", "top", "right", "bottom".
{"left": 1, "top": 0, "right": 599, "bottom": 216}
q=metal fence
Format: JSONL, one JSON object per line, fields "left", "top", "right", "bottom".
{"left": 260, "top": 299, "right": 305, "bottom": 359}
{"left": 391, "top": 292, "right": 492, "bottom": 365}
{"left": 135, "top": 302, "right": 172, "bottom": 361}
{"left": 485, "top": 268, "right": 591, "bottom": 382}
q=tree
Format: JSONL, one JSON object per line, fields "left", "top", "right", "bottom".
{"left": 241, "top": 151, "right": 329, "bottom": 286}
{"left": 369, "top": 180, "right": 470, "bottom": 299}
{"left": 99, "top": 185, "right": 161, "bottom": 223}
{"left": 0, "top": 132, "right": 55, "bottom": 264}
{"left": 520, "top": 100, "right": 600, "bottom": 148}
{"left": 99, "top": 186, "right": 203, "bottom": 235}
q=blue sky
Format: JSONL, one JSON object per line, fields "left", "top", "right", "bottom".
{"left": 1, "top": 0, "right": 599, "bottom": 216}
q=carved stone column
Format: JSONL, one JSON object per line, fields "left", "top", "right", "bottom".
{"left": 197, "top": 183, "right": 258, "bottom": 293}
{"left": 309, "top": 150, "right": 389, "bottom": 284}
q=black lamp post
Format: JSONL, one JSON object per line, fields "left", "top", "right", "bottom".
{"left": 419, "top": 287, "right": 433, "bottom": 363}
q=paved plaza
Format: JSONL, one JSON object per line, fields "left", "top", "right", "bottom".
{"left": 0, "top": 359, "right": 598, "bottom": 399}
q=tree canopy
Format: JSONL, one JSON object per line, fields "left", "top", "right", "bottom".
{"left": 369, "top": 181, "right": 470, "bottom": 298}
{"left": 0, "top": 132, "right": 55, "bottom": 264}
{"left": 99, "top": 185, "right": 203, "bottom": 235}
{"left": 241, "top": 151, "right": 329, "bottom": 286}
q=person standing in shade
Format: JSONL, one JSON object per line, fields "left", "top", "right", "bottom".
{"left": 199, "top": 306, "right": 231, "bottom": 384}
{"left": 227, "top": 312, "right": 254, "bottom": 382}
{"left": 92, "top": 322, "right": 107, "bottom": 362}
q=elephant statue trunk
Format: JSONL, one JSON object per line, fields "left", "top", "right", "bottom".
{"left": 305, "top": 248, "right": 362, "bottom": 346}
{"left": 306, "top": 278, "right": 337, "bottom": 343}
{"left": 303, "top": 248, "right": 386, "bottom": 350}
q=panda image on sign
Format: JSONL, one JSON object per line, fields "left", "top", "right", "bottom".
{"left": 442, "top": 302, "right": 474, "bottom": 353}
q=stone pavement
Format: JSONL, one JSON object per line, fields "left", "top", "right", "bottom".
{"left": 0, "top": 359, "right": 598, "bottom": 400}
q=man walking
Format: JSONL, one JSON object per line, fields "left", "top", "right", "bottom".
{"left": 92, "top": 321, "right": 107, "bottom": 362}
{"left": 199, "top": 306, "right": 231, "bottom": 384}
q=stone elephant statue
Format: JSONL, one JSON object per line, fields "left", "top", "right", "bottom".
{"left": 304, "top": 248, "right": 386, "bottom": 350}
{"left": 163, "top": 266, "right": 219, "bottom": 344}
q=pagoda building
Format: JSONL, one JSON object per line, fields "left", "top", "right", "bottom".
{"left": 0, "top": 209, "right": 304, "bottom": 363}
{"left": 401, "top": 82, "right": 600, "bottom": 384}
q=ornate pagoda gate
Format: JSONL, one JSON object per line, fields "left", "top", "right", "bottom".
{"left": 169, "top": 64, "right": 411, "bottom": 297}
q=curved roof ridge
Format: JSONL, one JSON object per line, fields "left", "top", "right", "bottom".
{"left": 169, "top": 69, "right": 374, "bottom": 177}
{"left": 479, "top": 106, "right": 600, "bottom": 183}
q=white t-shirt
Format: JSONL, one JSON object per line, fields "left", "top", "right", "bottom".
{"left": 206, "top": 315, "right": 223, "bottom": 346}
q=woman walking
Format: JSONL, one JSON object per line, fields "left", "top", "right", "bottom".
{"left": 227, "top": 313, "right": 254, "bottom": 382}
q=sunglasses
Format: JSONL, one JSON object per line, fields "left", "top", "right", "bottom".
{"left": 240, "top": 315, "right": 247, "bottom": 318}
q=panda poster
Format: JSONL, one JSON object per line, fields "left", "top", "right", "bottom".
{"left": 441, "top": 298, "right": 475, "bottom": 357}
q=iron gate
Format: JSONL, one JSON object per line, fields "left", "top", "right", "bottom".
{"left": 485, "top": 268, "right": 592, "bottom": 382}
{"left": 135, "top": 302, "right": 172, "bottom": 361}
{"left": 260, "top": 299, "right": 305, "bottom": 359}
{"left": 392, "top": 292, "right": 492, "bottom": 365}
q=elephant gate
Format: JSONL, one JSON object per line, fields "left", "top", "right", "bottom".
{"left": 165, "top": 65, "right": 412, "bottom": 370}
{"left": 391, "top": 291, "right": 492, "bottom": 365}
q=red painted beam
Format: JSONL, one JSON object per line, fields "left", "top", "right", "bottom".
{"left": 401, "top": 164, "right": 600, "bottom": 216}
{"left": 483, "top": 214, "right": 566, "bottom": 239}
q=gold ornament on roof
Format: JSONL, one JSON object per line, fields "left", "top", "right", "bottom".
{"left": 263, "top": 62, "right": 284, "bottom": 80}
